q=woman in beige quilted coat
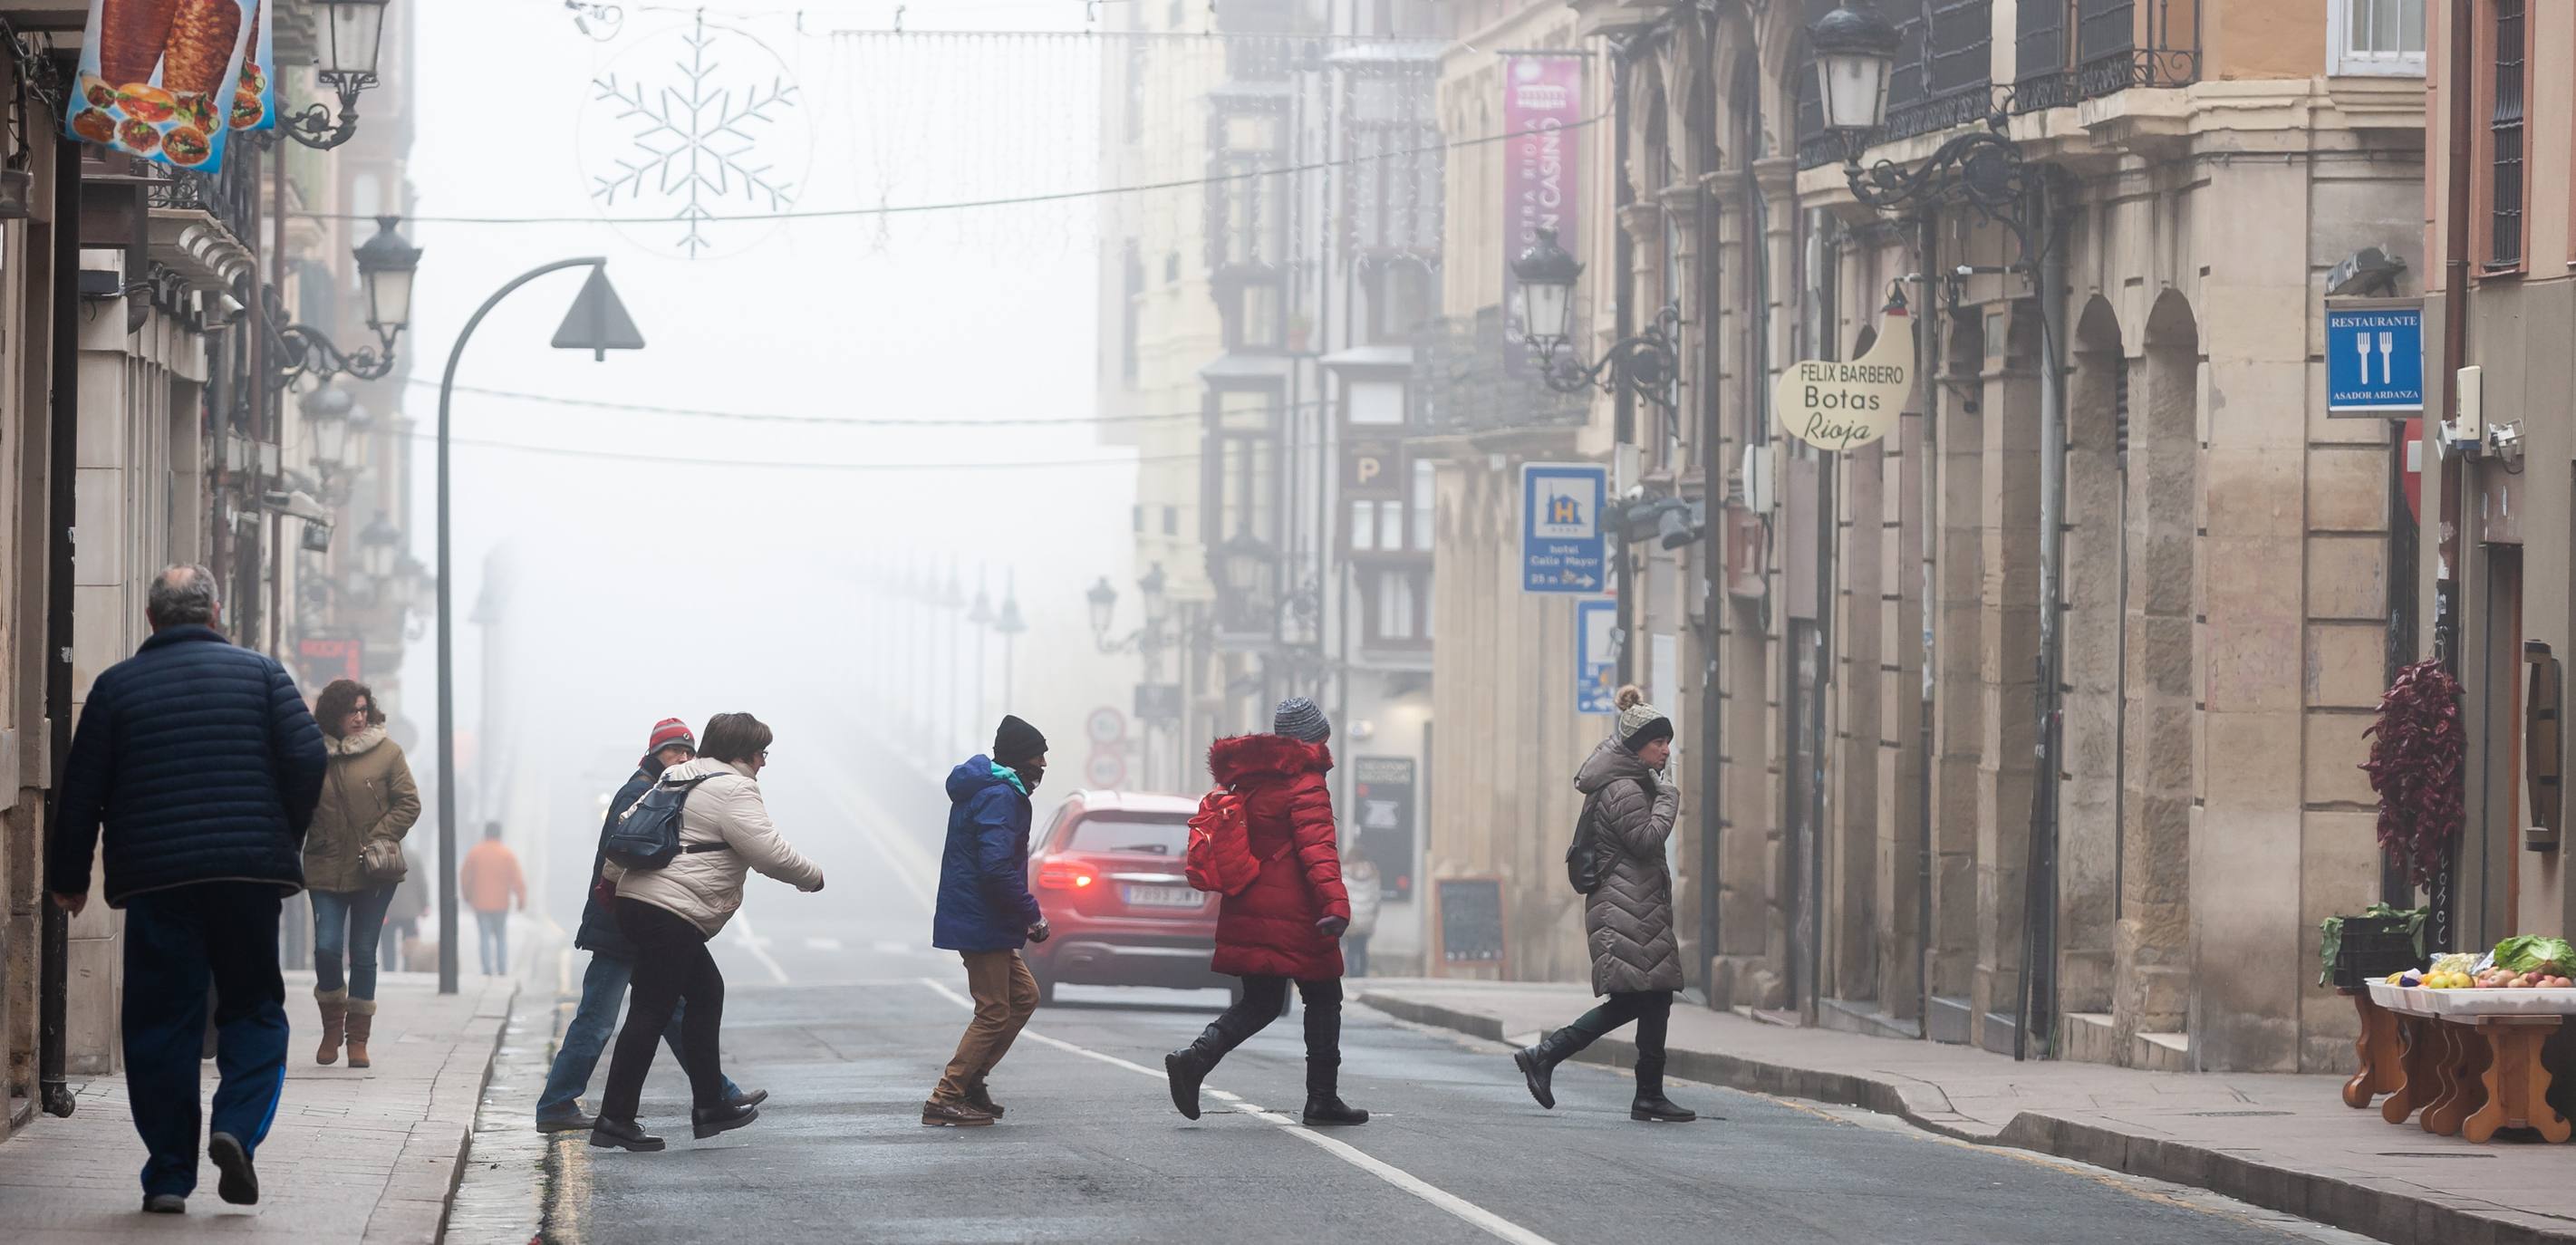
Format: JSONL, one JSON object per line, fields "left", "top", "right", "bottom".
{"left": 1510, "top": 685, "right": 1696, "bottom": 1123}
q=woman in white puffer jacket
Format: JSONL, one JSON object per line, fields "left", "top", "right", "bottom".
{"left": 591, "top": 712, "right": 825, "bottom": 1152}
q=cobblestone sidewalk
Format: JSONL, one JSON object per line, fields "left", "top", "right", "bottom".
{"left": 0, "top": 970, "right": 513, "bottom": 1242}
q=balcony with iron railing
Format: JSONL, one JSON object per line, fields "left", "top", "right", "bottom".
{"left": 1794, "top": 0, "right": 2201, "bottom": 171}
{"left": 1411, "top": 306, "right": 1591, "bottom": 432}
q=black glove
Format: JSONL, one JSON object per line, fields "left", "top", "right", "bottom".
{"left": 1316, "top": 913, "right": 1350, "bottom": 939}
{"left": 1027, "top": 918, "right": 1052, "bottom": 944}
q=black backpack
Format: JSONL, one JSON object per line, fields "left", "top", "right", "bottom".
{"left": 1565, "top": 787, "right": 1613, "bottom": 893}
{"left": 603, "top": 774, "right": 725, "bottom": 872}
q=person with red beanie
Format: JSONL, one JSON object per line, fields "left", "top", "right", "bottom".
{"left": 531, "top": 719, "right": 757, "bottom": 1133}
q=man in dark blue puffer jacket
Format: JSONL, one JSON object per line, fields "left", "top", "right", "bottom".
{"left": 45, "top": 565, "right": 329, "bottom": 1215}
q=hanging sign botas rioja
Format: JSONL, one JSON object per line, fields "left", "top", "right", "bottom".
{"left": 1773, "top": 298, "right": 1915, "bottom": 451}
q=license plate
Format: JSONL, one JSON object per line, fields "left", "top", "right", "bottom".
{"left": 1122, "top": 884, "right": 1203, "bottom": 910}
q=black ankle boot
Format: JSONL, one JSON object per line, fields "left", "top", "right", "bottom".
{"left": 1300, "top": 1056, "right": 1367, "bottom": 1125}
{"left": 1514, "top": 1028, "right": 1584, "bottom": 1110}
{"left": 588, "top": 1115, "right": 667, "bottom": 1152}
{"left": 690, "top": 1100, "right": 760, "bottom": 1139}
{"left": 1629, "top": 1056, "right": 1696, "bottom": 1123}
{"left": 1164, "top": 1039, "right": 1220, "bottom": 1120}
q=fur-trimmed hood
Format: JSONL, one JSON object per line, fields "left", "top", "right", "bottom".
{"left": 1208, "top": 733, "right": 1333, "bottom": 787}
{"left": 328, "top": 724, "right": 389, "bottom": 758}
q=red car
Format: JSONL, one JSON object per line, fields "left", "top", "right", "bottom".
{"left": 1024, "top": 789, "right": 1235, "bottom": 1006}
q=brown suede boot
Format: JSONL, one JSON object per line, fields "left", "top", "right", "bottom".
{"left": 315, "top": 990, "right": 348, "bottom": 1066}
{"left": 345, "top": 1002, "right": 375, "bottom": 1069}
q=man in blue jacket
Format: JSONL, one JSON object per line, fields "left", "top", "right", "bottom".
{"left": 922, "top": 714, "right": 1051, "bottom": 1127}
{"left": 46, "top": 565, "right": 329, "bottom": 1214}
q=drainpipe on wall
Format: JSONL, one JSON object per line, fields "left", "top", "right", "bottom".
{"left": 1695, "top": 175, "right": 1723, "bottom": 999}
{"left": 2017, "top": 172, "right": 2069, "bottom": 1062}
{"left": 37, "top": 131, "right": 82, "bottom": 1119}
{"left": 2425, "top": 0, "right": 2474, "bottom": 950}
{"left": 1915, "top": 218, "right": 1939, "bottom": 1032}
{"left": 1611, "top": 43, "right": 1636, "bottom": 688}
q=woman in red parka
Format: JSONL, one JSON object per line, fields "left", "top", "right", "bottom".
{"left": 1163, "top": 697, "right": 1367, "bottom": 1127}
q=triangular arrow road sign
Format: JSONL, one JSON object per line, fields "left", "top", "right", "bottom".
{"left": 551, "top": 266, "right": 646, "bottom": 361}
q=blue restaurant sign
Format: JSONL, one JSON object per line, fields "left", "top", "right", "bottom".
{"left": 2325, "top": 301, "right": 2424, "bottom": 416}
{"left": 1521, "top": 463, "right": 1607, "bottom": 593}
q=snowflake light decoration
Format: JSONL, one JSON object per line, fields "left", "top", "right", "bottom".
{"left": 578, "top": 14, "right": 810, "bottom": 259}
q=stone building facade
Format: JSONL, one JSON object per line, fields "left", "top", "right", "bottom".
{"left": 1413, "top": 0, "right": 2426, "bottom": 1074}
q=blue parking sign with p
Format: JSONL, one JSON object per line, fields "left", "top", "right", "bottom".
{"left": 2326, "top": 304, "right": 2423, "bottom": 415}
{"left": 1522, "top": 463, "right": 1607, "bottom": 594}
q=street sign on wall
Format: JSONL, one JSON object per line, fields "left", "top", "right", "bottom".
{"left": 1085, "top": 706, "right": 1126, "bottom": 747}
{"left": 1085, "top": 750, "right": 1125, "bottom": 789}
{"left": 1521, "top": 462, "right": 1607, "bottom": 594}
{"left": 1575, "top": 598, "right": 1617, "bottom": 714}
{"left": 1774, "top": 311, "right": 1914, "bottom": 451}
{"left": 2325, "top": 299, "right": 2424, "bottom": 415}
{"left": 294, "top": 637, "right": 362, "bottom": 690}
{"left": 1134, "top": 682, "right": 1182, "bottom": 722}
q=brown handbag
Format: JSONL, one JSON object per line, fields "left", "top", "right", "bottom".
{"left": 361, "top": 836, "right": 408, "bottom": 884}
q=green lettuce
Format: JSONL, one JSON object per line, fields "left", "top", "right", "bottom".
{"left": 2494, "top": 935, "right": 2576, "bottom": 973}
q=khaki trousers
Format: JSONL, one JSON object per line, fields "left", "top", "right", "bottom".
{"left": 933, "top": 950, "right": 1038, "bottom": 1103}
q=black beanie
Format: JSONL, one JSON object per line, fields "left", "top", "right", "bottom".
{"left": 993, "top": 715, "right": 1048, "bottom": 767}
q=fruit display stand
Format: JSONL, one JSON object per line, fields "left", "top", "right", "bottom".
{"left": 2364, "top": 983, "right": 2575, "bottom": 1144}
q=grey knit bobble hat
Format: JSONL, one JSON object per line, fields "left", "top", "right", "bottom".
{"left": 1273, "top": 696, "right": 1332, "bottom": 743}
{"left": 1615, "top": 685, "right": 1673, "bottom": 751}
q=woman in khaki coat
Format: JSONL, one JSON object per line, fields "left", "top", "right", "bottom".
{"left": 305, "top": 679, "right": 420, "bottom": 1068}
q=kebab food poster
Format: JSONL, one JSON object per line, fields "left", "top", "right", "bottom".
{"left": 65, "top": 0, "right": 256, "bottom": 171}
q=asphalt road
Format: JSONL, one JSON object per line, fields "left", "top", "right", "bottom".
{"left": 521, "top": 743, "right": 2379, "bottom": 1245}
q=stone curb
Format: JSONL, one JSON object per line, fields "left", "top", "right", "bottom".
{"left": 360, "top": 974, "right": 516, "bottom": 1245}
{"left": 1356, "top": 989, "right": 2576, "bottom": 1245}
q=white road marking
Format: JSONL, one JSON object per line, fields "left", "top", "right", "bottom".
{"left": 803, "top": 936, "right": 845, "bottom": 952}
{"left": 728, "top": 912, "right": 791, "bottom": 985}
{"left": 915, "top": 978, "right": 1558, "bottom": 1245}
{"left": 873, "top": 939, "right": 919, "bottom": 956}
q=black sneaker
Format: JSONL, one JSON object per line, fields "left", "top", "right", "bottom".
{"left": 691, "top": 1101, "right": 760, "bottom": 1140}
{"left": 141, "top": 1193, "right": 187, "bottom": 1214}
{"left": 207, "top": 1132, "right": 258, "bottom": 1205}
{"left": 588, "top": 1115, "right": 667, "bottom": 1152}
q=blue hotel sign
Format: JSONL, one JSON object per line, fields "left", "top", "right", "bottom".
{"left": 1521, "top": 463, "right": 1607, "bottom": 594}
{"left": 2325, "top": 300, "right": 2424, "bottom": 416}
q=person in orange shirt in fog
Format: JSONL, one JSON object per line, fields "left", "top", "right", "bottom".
{"left": 459, "top": 822, "right": 526, "bottom": 976}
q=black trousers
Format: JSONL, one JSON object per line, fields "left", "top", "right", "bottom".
{"left": 598, "top": 898, "right": 727, "bottom": 1119}
{"left": 1196, "top": 975, "right": 1342, "bottom": 1093}
{"left": 1561, "top": 989, "right": 1673, "bottom": 1062}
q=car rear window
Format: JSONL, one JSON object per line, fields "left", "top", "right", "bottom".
{"left": 1064, "top": 816, "right": 1190, "bottom": 856}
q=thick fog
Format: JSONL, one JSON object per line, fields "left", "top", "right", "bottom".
{"left": 394, "top": 0, "right": 1135, "bottom": 939}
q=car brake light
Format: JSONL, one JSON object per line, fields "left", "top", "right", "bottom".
{"left": 1038, "top": 861, "right": 1098, "bottom": 891}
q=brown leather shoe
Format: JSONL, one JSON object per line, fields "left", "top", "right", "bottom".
{"left": 920, "top": 1098, "right": 994, "bottom": 1127}
{"left": 964, "top": 1081, "right": 1005, "bottom": 1118}
{"left": 345, "top": 1007, "right": 374, "bottom": 1069}
{"left": 314, "top": 992, "right": 347, "bottom": 1066}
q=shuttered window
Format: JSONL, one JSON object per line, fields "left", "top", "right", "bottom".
{"left": 2489, "top": 0, "right": 2526, "bottom": 271}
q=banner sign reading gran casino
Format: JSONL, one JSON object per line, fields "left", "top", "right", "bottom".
{"left": 66, "top": 0, "right": 264, "bottom": 172}
{"left": 1503, "top": 53, "right": 1583, "bottom": 377}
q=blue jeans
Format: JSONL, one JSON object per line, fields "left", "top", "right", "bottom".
{"left": 535, "top": 952, "right": 738, "bottom": 1118}
{"left": 477, "top": 911, "right": 508, "bottom": 975}
{"left": 124, "top": 883, "right": 288, "bottom": 1198}
{"left": 311, "top": 884, "right": 395, "bottom": 1001}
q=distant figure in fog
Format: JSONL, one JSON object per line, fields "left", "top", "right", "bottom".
{"left": 591, "top": 712, "right": 825, "bottom": 1153}
{"left": 1163, "top": 697, "right": 1367, "bottom": 1127}
{"left": 1342, "top": 851, "right": 1381, "bottom": 980}
{"left": 922, "top": 715, "right": 1053, "bottom": 1127}
{"left": 382, "top": 850, "right": 428, "bottom": 973}
{"left": 46, "top": 565, "right": 328, "bottom": 1213}
{"left": 303, "top": 678, "right": 420, "bottom": 1070}
{"left": 535, "top": 719, "right": 757, "bottom": 1134}
{"left": 1511, "top": 685, "right": 1696, "bottom": 1123}
{"left": 459, "top": 822, "right": 525, "bottom": 975}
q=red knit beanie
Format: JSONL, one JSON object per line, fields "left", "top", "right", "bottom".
{"left": 646, "top": 718, "right": 695, "bottom": 758}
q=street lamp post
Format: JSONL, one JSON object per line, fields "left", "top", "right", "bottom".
{"left": 434, "top": 256, "right": 642, "bottom": 994}
{"left": 996, "top": 570, "right": 1026, "bottom": 719}
{"left": 968, "top": 566, "right": 994, "bottom": 737}
{"left": 1509, "top": 227, "right": 1680, "bottom": 411}
{"left": 285, "top": 0, "right": 395, "bottom": 150}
